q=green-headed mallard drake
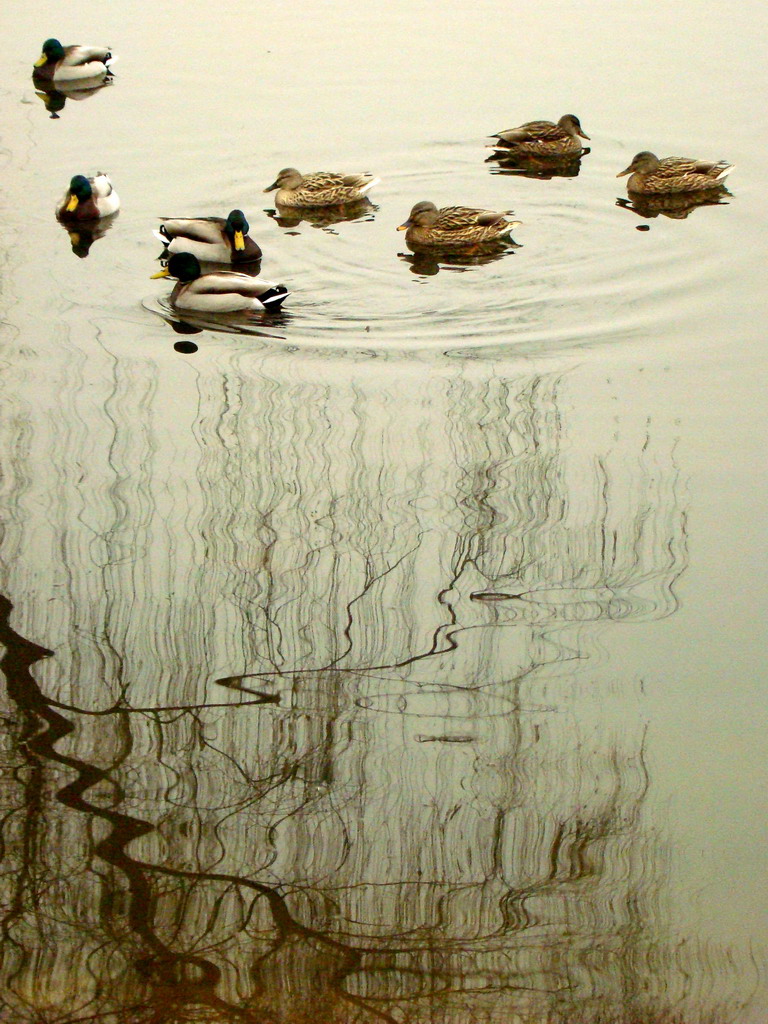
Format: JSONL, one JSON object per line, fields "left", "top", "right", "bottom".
{"left": 151, "top": 253, "right": 288, "bottom": 313}
{"left": 488, "top": 114, "right": 590, "bottom": 157}
{"left": 263, "top": 168, "right": 380, "bottom": 207}
{"left": 154, "top": 211, "right": 262, "bottom": 264}
{"left": 34, "top": 39, "right": 116, "bottom": 82}
{"left": 397, "top": 202, "right": 520, "bottom": 248}
{"left": 56, "top": 173, "right": 120, "bottom": 221}
{"left": 617, "top": 151, "right": 734, "bottom": 194}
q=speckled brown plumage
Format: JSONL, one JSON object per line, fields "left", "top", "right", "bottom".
{"left": 263, "top": 168, "right": 380, "bottom": 207}
{"left": 397, "top": 202, "right": 520, "bottom": 248}
{"left": 617, "top": 151, "right": 734, "bottom": 194}
{"left": 489, "top": 114, "right": 590, "bottom": 157}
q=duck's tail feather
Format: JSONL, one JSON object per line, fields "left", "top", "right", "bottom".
{"left": 260, "top": 285, "right": 290, "bottom": 309}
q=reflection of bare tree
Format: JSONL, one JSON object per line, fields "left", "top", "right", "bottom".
{"left": 0, "top": 355, "right": 748, "bottom": 1023}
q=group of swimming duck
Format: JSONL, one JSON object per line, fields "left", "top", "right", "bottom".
{"left": 36, "top": 38, "right": 735, "bottom": 315}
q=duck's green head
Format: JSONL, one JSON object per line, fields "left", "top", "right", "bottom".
{"left": 151, "top": 252, "right": 201, "bottom": 282}
{"left": 35, "top": 39, "right": 65, "bottom": 66}
{"left": 225, "top": 209, "right": 249, "bottom": 251}
{"left": 65, "top": 175, "right": 93, "bottom": 212}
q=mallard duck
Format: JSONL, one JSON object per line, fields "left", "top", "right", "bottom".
{"left": 56, "top": 174, "right": 120, "bottom": 221}
{"left": 33, "top": 39, "right": 115, "bottom": 82}
{"left": 488, "top": 115, "right": 590, "bottom": 157}
{"left": 151, "top": 253, "right": 289, "bottom": 312}
{"left": 154, "top": 211, "right": 262, "bottom": 264}
{"left": 617, "top": 151, "right": 734, "bottom": 194}
{"left": 263, "top": 168, "right": 380, "bottom": 207}
{"left": 397, "top": 202, "right": 520, "bottom": 248}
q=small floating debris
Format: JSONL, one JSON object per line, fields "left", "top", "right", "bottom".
{"left": 416, "top": 734, "right": 476, "bottom": 744}
{"left": 636, "top": 224, "right": 651, "bottom": 231}
{"left": 470, "top": 590, "right": 524, "bottom": 602}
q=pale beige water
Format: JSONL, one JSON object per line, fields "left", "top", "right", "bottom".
{"left": 1, "top": 2, "right": 767, "bottom": 1022}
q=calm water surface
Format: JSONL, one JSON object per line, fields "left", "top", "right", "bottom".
{"left": 1, "top": 2, "right": 767, "bottom": 1022}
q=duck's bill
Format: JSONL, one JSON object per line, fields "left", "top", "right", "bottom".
{"left": 396, "top": 222, "right": 410, "bottom": 231}
{"left": 66, "top": 195, "right": 79, "bottom": 212}
{"left": 263, "top": 182, "right": 278, "bottom": 192}
{"left": 234, "top": 230, "right": 245, "bottom": 250}
{"left": 579, "top": 130, "right": 591, "bottom": 140}
{"left": 34, "top": 54, "right": 47, "bottom": 67}
{"left": 616, "top": 166, "right": 631, "bottom": 177}
{"left": 150, "top": 267, "right": 170, "bottom": 279}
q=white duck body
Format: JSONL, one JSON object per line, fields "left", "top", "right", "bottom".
{"left": 89, "top": 173, "right": 120, "bottom": 215}
{"left": 157, "top": 232, "right": 233, "bottom": 263}
{"left": 172, "top": 272, "right": 288, "bottom": 312}
{"left": 55, "top": 46, "right": 115, "bottom": 81}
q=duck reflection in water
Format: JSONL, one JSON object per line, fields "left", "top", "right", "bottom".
{"left": 149, "top": 292, "right": 291, "bottom": 338}
{"left": 399, "top": 241, "right": 519, "bottom": 277}
{"left": 616, "top": 189, "right": 731, "bottom": 221}
{"left": 265, "top": 197, "right": 377, "bottom": 232}
{"left": 57, "top": 211, "right": 118, "bottom": 257}
{"left": 34, "top": 77, "right": 113, "bottom": 119}
{"left": 485, "top": 147, "right": 589, "bottom": 180}
{"left": 397, "top": 201, "right": 521, "bottom": 275}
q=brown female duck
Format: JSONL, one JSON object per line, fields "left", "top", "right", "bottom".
{"left": 489, "top": 114, "right": 590, "bottom": 157}
{"left": 617, "top": 151, "right": 734, "bottom": 193}
{"left": 263, "top": 168, "right": 380, "bottom": 207}
{"left": 397, "top": 202, "right": 520, "bottom": 248}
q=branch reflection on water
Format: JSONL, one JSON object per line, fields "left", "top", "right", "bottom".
{"left": 0, "top": 360, "right": 751, "bottom": 1023}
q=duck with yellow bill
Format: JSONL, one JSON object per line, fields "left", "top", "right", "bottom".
{"left": 151, "top": 253, "right": 289, "bottom": 313}
{"left": 34, "top": 39, "right": 116, "bottom": 82}
{"left": 56, "top": 174, "right": 120, "bottom": 221}
{"left": 154, "top": 211, "right": 262, "bottom": 264}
